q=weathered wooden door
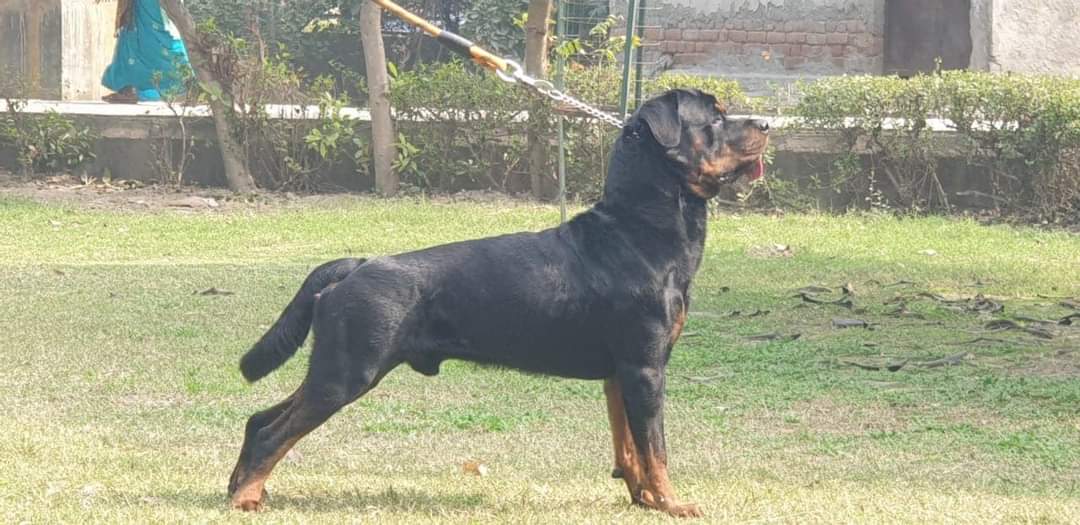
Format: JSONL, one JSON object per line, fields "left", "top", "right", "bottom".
{"left": 885, "top": 0, "right": 972, "bottom": 76}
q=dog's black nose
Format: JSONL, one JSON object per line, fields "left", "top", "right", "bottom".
{"left": 752, "top": 119, "right": 770, "bottom": 134}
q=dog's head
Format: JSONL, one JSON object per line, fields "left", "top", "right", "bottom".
{"left": 630, "top": 89, "right": 769, "bottom": 199}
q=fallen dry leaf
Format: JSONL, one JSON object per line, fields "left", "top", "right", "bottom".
{"left": 984, "top": 319, "right": 1054, "bottom": 339}
{"left": 1059, "top": 313, "right": 1080, "bottom": 326}
{"left": 914, "top": 352, "right": 970, "bottom": 368}
{"left": 832, "top": 318, "right": 870, "bottom": 329}
{"left": 746, "top": 332, "right": 801, "bottom": 343}
{"left": 196, "top": 287, "right": 235, "bottom": 296}
{"left": 882, "top": 280, "right": 917, "bottom": 288}
{"left": 462, "top": 460, "right": 489, "bottom": 476}
{"left": 167, "top": 196, "right": 219, "bottom": 209}
{"left": 797, "top": 292, "right": 854, "bottom": 309}
{"left": 749, "top": 244, "right": 794, "bottom": 258}
{"left": 841, "top": 359, "right": 908, "bottom": 372}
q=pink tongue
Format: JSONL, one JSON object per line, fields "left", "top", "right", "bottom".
{"left": 747, "top": 157, "right": 765, "bottom": 181}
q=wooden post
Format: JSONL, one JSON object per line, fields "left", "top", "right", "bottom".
{"left": 360, "top": 1, "right": 399, "bottom": 196}
{"left": 525, "top": 0, "right": 554, "bottom": 200}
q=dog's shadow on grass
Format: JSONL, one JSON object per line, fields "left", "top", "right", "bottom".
{"left": 156, "top": 486, "right": 489, "bottom": 514}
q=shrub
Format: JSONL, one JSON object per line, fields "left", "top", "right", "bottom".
{"left": 17, "top": 111, "right": 97, "bottom": 175}
{"left": 1, "top": 97, "right": 96, "bottom": 177}
{"left": 389, "top": 61, "right": 531, "bottom": 194}
{"left": 648, "top": 73, "right": 749, "bottom": 111}
{"left": 789, "top": 72, "right": 1080, "bottom": 220}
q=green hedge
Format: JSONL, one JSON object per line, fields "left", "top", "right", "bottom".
{"left": 392, "top": 64, "right": 1080, "bottom": 219}
{"left": 789, "top": 71, "right": 1080, "bottom": 220}
{"left": 388, "top": 62, "right": 532, "bottom": 194}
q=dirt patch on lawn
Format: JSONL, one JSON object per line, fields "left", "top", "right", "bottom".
{"left": 0, "top": 172, "right": 308, "bottom": 212}
{"left": 0, "top": 171, "right": 537, "bottom": 213}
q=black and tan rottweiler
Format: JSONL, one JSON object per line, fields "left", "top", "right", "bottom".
{"left": 228, "top": 89, "right": 769, "bottom": 517}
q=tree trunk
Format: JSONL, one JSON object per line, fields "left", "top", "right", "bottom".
{"left": 159, "top": 0, "right": 256, "bottom": 192}
{"left": 360, "top": 2, "right": 399, "bottom": 196}
{"left": 524, "top": 0, "right": 553, "bottom": 200}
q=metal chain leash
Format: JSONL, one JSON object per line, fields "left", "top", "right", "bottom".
{"left": 496, "top": 60, "right": 626, "bottom": 130}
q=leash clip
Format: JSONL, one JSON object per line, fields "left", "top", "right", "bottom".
{"left": 495, "top": 60, "right": 525, "bottom": 85}
{"left": 496, "top": 60, "right": 555, "bottom": 96}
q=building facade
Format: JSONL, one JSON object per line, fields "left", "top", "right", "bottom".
{"left": 616, "top": 0, "right": 1080, "bottom": 94}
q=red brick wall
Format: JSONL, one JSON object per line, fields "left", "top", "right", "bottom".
{"left": 609, "top": 1, "right": 887, "bottom": 85}
{"left": 617, "top": 19, "right": 883, "bottom": 75}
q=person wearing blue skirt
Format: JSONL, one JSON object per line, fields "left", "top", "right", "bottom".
{"left": 101, "top": 0, "right": 191, "bottom": 103}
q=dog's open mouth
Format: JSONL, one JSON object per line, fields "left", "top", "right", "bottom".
{"left": 717, "top": 156, "right": 766, "bottom": 185}
{"left": 741, "top": 156, "right": 766, "bottom": 182}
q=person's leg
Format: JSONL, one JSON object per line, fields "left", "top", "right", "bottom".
{"left": 101, "top": 21, "right": 139, "bottom": 103}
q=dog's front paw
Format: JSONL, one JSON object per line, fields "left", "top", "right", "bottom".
{"left": 665, "top": 502, "right": 703, "bottom": 518}
{"left": 230, "top": 486, "right": 268, "bottom": 512}
{"left": 232, "top": 497, "right": 263, "bottom": 512}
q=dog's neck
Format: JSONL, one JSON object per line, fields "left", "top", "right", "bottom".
{"left": 590, "top": 136, "right": 709, "bottom": 274}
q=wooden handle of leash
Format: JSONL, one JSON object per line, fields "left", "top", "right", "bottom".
{"left": 368, "top": 0, "right": 508, "bottom": 73}
{"left": 369, "top": 0, "right": 440, "bottom": 36}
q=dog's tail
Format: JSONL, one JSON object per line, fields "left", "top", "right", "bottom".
{"left": 239, "top": 257, "right": 366, "bottom": 382}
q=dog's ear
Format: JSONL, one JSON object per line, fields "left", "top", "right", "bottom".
{"left": 635, "top": 91, "right": 682, "bottom": 149}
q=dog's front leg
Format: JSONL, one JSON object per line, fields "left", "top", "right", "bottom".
{"left": 616, "top": 365, "right": 702, "bottom": 518}
{"left": 604, "top": 378, "right": 646, "bottom": 499}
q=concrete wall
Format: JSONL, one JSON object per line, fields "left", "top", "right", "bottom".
{"left": 0, "top": 0, "right": 117, "bottom": 100}
{"left": 61, "top": 1, "right": 120, "bottom": 100}
{"left": 0, "top": 0, "right": 62, "bottom": 98}
{"left": 986, "top": 0, "right": 1080, "bottom": 75}
{"left": 615, "top": 0, "right": 885, "bottom": 94}
{"left": 968, "top": 0, "right": 993, "bottom": 71}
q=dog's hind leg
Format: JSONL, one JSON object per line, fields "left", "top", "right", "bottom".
{"left": 229, "top": 379, "right": 359, "bottom": 511}
{"left": 230, "top": 295, "right": 399, "bottom": 511}
{"left": 228, "top": 387, "right": 300, "bottom": 498}
{"left": 617, "top": 364, "right": 702, "bottom": 518}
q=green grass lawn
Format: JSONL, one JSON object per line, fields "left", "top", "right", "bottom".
{"left": 1, "top": 195, "right": 1078, "bottom": 523}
